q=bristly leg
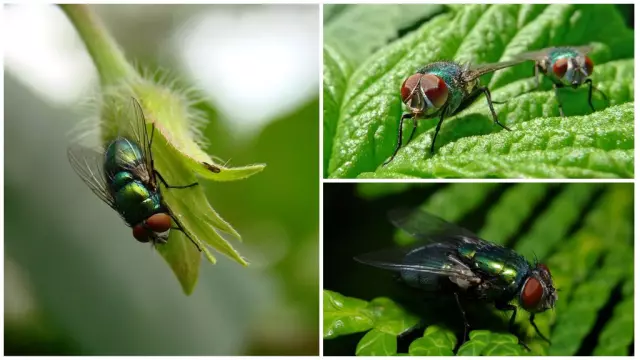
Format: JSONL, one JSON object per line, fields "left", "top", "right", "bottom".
{"left": 585, "top": 78, "right": 609, "bottom": 113}
{"left": 480, "top": 87, "right": 511, "bottom": 131}
{"left": 496, "top": 302, "right": 530, "bottom": 351}
{"left": 169, "top": 214, "right": 203, "bottom": 252}
{"left": 554, "top": 84, "right": 565, "bottom": 117}
{"left": 430, "top": 105, "right": 448, "bottom": 154}
{"left": 454, "top": 292, "right": 471, "bottom": 343}
{"left": 146, "top": 119, "right": 199, "bottom": 189}
{"left": 384, "top": 113, "right": 413, "bottom": 166}
{"left": 155, "top": 170, "right": 198, "bottom": 189}
{"left": 529, "top": 313, "right": 552, "bottom": 344}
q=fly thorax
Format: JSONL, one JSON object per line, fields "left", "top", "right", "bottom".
{"left": 104, "top": 138, "right": 146, "bottom": 177}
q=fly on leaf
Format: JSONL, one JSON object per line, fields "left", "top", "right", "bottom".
{"left": 385, "top": 59, "right": 523, "bottom": 165}
{"left": 512, "top": 45, "right": 609, "bottom": 116}
{"left": 354, "top": 208, "right": 558, "bottom": 349}
{"left": 68, "top": 98, "right": 202, "bottom": 250}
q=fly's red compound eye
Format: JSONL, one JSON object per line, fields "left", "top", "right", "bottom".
{"left": 146, "top": 213, "right": 172, "bottom": 233}
{"left": 521, "top": 277, "right": 544, "bottom": 310}
{"left": 552, "top": 58, "right": 569, "bottom": 78}
{"left": 132, "top": 225, "right": 151, "bottom": 243}
{"left": 401, "top": 74, "right": 423, "bottom": 102}
{"left": 584, "top": 56, "right": 594, "bottom": 76}
{"left": 420, "top": 74, "right": 448, "bottom": 109}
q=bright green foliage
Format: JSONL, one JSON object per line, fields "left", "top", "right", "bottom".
{"left": 408, "top": 325, "right": 457, "bottom": 356}
{"left": 457, "top": 331, "right": 523, "bottom": 356}
{"left": 324, "top": 290, "right": 420, "bottom": 340}
{"left": 324, "top": 4, "right": 634, "bottom": 178}
{"left": 323, "top": 183, "right": 633, "bottom": 355}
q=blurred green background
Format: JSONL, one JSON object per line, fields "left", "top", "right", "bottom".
{"left": 5, "top": 4, "right": 318, "bottom": 355}
{"left": 324, "top": 183, "right": 633, "bottom": 355}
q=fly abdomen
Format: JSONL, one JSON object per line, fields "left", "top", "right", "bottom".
{"left": 113, "top": 179, "right": 164, "bottom": 227}
{"left": 458, "top": 243, "right": 528, "bottom": 294}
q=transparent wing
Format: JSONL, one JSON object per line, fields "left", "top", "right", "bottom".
{"left": 388, "top": 208, "right": 485, "bottom": 246}
{"left": 127, "top": 97, "right": 155, "bottom": 175}
{"left": 67, "top": 144, "right": 115, "bottom": 209}
{"left": 355, "top": 242, "right": 480, "bottom": 281}
{"left": 463, "top": 59, "right": 527, "bottom": 81}
{"left": 512, "top": 45, "right": 594, "bottom": 62}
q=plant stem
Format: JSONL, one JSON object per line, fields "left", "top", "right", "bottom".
{"left": 59, "top": 4, "right": 137, "bottom": 86}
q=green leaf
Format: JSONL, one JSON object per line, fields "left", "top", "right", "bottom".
{"left": 356, "top": 329, "right": 397, "bottom": 356}
{"left": 63, "top": 4, "right": 263, "bottom": 294}
{"left": 368, "top": 297, "right": 420, "bottom": 335}
{"left": 324, "top": 5, "right": 444, "bottom": 65}
{"left": 325, "top": 4, "right": 634, "bottom": 178}
{"left": 407, "top": 325, "right": 457, "bottom": 356}
{"left": 323, "top": 290, "right": 375, "bottom": 339}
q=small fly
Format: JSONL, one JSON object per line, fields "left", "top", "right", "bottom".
{"left": 511, "top": 45, "right": 608, "bottom": 116}
{"left": 68, "top": 98, "right": 202, "bottom": 249}
{"left": 384, "top": 59, "right": 523, "bottom": 165}
{"left": 355, "top": 208, "right": 557, "bottom": 349}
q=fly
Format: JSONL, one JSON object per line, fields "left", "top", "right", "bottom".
{"left": 67, "top": 98, "right": 202, "bottom": 250}
{"left": 510, "top": 45, "right": 609, "bottom": 116}
{"left": 354, "top": 208, "right": 557, "bottom": 349}
{"left": 384, "top": 59, "right": 523, "bottom": 165}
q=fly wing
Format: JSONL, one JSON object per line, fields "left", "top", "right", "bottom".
{"left": 127, "top": 98, "right": 155, "bottom": 176}
{"left": 355, "top": 242, "right": 480, "bottom": 283}
{"left": 67, "top": 144, "right": 116, "bottom": 209}
{"left": 512, "top": 45, "right": 595, "bottom": 61}
{"left": 389, "top": 208, "right": 485, "bottom": 246}
{"left": 462, "top": 59, "right": 527, "bottom": 82}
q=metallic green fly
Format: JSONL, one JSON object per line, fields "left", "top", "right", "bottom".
{"left": 385, "top": 59, "right": 523, "bottom": 165}
{"left": 67, "top": 98, "right": 202, "bottom": 250}
{"left": 355, "top": 208, "right": 558, "bottom": 349}
{"left": 512, "top": 45, "right": 609, "bottom": 116}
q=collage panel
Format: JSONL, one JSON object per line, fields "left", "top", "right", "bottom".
{"left": 324, "top": 4, "right": 634, "bottom": 179}
{"left": 5, "top": 4, "right": 318, "bottom": 355}
{"left": 323, "top": 183, "right": 634, "bottom": 356}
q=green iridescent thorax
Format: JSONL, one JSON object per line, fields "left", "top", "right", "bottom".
{"left": 419, "top": 62, "right": 472, "bottom": 116}
{"left": 458, "top": 243, "right": 529, "bottom": 298}
{"left": 548, "top": 48, "right": 581, "bottom": 64}
{"left": 104, "top": 137, "right": 146, "bottom": 180}
{"left": 113, "top": 179, "right": 164, "bottom": 226}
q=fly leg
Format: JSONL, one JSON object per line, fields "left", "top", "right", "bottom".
{"left": 529, "top": 313, "right": 552, "bottom": 344}
{"left": 430, "top": 106, "right": 448, "bottom": 154}
{"left": 169, "top": 215, "right": 203, "bottom": 252}
{"left": 454, "top": 292, "right": 471, "bottom": 343}
{"left": 146, "top": 120, "right": 199, "bottom": 189}
{"left": 480, "top": 87, "right": 511, "bottom": 131}
{"left": 495, "top": 302, "right": 530, "bottom": 351}
{"left": 554, "top": 83, "right": 565, "bottom": 117}
{"left": 154, "top": 170, "right": 198, "bottom": 189}
{"left": 384, "top": 113, "right": 413, "bottom": 166}
{"left": 585, "top": 78, "right": 609, "bottom": 113}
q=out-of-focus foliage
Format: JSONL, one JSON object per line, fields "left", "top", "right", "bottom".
{"left": 323, "top": 183, "right": 633, "bottom": 355}
{"left": 5, "top": 4, "right": 318, "bottom": 356}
